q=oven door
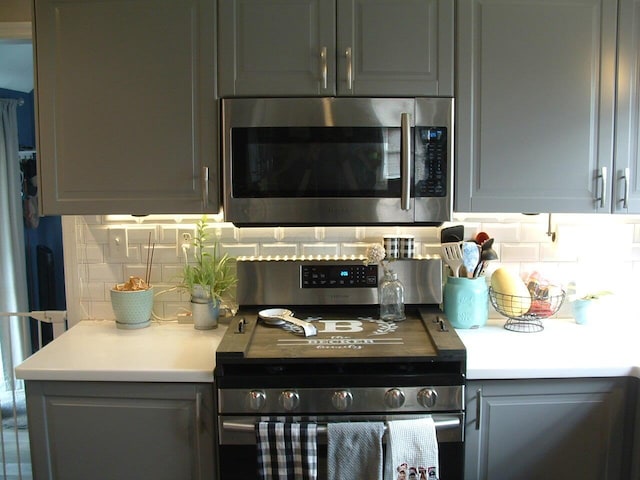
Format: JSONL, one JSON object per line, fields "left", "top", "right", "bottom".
{"left": 221, "top": 97, "right": 453, "bottom": 226}
{"left": 217, "top": 413, "right": 464, "bottom": 479}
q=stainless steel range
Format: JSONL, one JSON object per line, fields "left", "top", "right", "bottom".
{"left": 215, "top": 258, "right": 466, "bottom": 479}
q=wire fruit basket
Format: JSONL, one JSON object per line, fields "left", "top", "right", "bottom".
{"left": 489, "top": 287, "right": 566, "bottom": 333}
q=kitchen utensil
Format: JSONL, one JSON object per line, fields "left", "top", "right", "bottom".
{"left": 441, "top": 242, "right": 464, "bottom": 277}
{"left": 258, "top": 308, "right": 317, "bottom": 337}
{"left": 462, "top": 242, "right": 480, "bottom": 279}
{"left": 472, "top": 238, "right": 498, "bottom": 277}
{"left": 473, "top": 260, "right": 489, "bottom": 278}
{"left": 481, "top": 237, "right": 494, "bottom": 249}
{"left": 440, "top": 225, "right": 464, "bottom": 243}
{"left": 480, "top": 238, "right": 499, "bottom": 261}
{"left": 475, "top": 231, "right": 490, "bottom": 244}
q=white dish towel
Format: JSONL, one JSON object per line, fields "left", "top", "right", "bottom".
{"left": 384, "top": 417, "right": 439, "bottom": 480}
{"left": 327, "top": 421, "right": 385, "bottom": 480}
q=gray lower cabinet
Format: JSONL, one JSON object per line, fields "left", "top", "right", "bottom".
{"left": 614, "top": 0, "right": 640, "bottom": 214}
{"left": 465, "top": 378, "right": 631, "bottom": 480}
{"left": 25, "top": 381, "right": 215, "bottom": 480}
{"left": 456, "top": 0, "right": 617, "bottom": 214}
{"left": 34, "top": 0, "right": 218, "bottom": 215}
{"left": 632, "top": 377, "right": 640, "bottom": 479}
{"left": 218, "top": 0, "right": 453, "bottom": 97}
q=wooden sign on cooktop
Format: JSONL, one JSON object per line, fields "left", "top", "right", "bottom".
{"left": 245, "top": 315, "right": 439, "bottom": 359}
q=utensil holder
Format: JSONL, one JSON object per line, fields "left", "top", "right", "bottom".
{"left": 443, "top": 277, "right": 488, "bottom": 329}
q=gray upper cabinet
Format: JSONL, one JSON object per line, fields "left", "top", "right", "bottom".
{"left": 34, "top": 0, "right": 218, "bottom": 215}
{"left": 465, "top": 378, "right": 631, "bottom": 480}
{"left": 218, "top": 0, "right": 453, "bottom": 97}
{"left": 456, "top": 0, "right": 617, "bottom": 213}
{"left": 218, "top": 0, "right": 335, "bottom": 96}
{"left": 614, "top": 0, "right": 640, "bottom": 214}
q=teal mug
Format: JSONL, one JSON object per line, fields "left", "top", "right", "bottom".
{"left": 443, "top": 277, "right": 489, "bottom": 329}
{"left": 572, "top": 299, "right": 596, "bottom": 325}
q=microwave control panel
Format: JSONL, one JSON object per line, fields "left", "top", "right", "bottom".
{"left": 416, "top": 127, "right": 447, "bottom": 197}
{"left": 301, "top": 264, "right": 378, "bottom": 288}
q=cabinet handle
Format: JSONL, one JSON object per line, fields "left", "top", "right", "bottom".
{"left": 202, "top": 166, "right": 209, "bottom": 209}
{"left": 320, "top": 46, "right": 327, "bottom": 90}
{"left": 400, "top": 112, "right": 411, "bottom": 211}
{"left": 346, "top": 47, "right": 353, "bottom": 91}
{"left": 475, "top": 388, "right": 482, "bottom": 430}
{"left": 623, "top": 167, "right": 630, "bottom": 209}
{"left": 597, "top": 166, "right": 607, "bottom": 208}
{"left": 195, "top": 391, "right": 203, "bottom": 480}
{"left": 196, "top": 391, "right": 203, "bottom": 432}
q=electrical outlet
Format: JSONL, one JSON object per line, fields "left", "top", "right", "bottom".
{"left": 108, "top": 228, "right": 128, "bottom": 260}
{"left": 176, "top": 228, "right": 194, "bottom": 257}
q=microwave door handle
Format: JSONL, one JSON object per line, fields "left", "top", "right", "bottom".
{"left": 202, "top": 166, "right": 209, "bottom": 209}
{"left": 401, "top": 113, "right": 411, "bottom": 211}
{"left": 320, "top": 46, "right": 327, "bottom": 90}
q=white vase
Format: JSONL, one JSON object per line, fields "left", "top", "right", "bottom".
{"left": 190, "top": 298, "right": 219, "bottom": 330}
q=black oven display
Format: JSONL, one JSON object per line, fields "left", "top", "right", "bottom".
{"left": 301, "top": 264, "right": 378, "bottom": 289}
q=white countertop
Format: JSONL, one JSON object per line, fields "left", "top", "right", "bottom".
{"left": 457, "top": 315, "right": 640, "bottom": 380}
{"left": 15, "top": 320, "right": 227, "bottom": 383}
{"left": 14, "top": 313, "right": 640, "bottom": 383}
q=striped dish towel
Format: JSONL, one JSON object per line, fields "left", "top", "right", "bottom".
{"left": 256, "top": 421, "right": 318, "bottom": 480}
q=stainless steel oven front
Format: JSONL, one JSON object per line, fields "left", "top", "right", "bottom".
{"left": 216, "top": 380, "right": 465, "bottom": 479}
{"left": 221, "top": 97, "right": 453, "bottom": 226}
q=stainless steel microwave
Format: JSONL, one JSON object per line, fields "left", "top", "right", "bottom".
{"left": 221, "top": 97, "right": 453, "bottom": 226}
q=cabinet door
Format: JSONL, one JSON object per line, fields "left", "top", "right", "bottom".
{"left": 465, "top": 379, "right": 629, "bottom": 480}
{"left": 218, "top": 0, "right": 336, "bottom": 96}
{"left": 631, "top": 377, "right": 640, "bottom": 479}
{"left": 26, "top": 381, "right": 215, "bottom": 480}
{"left": 336, "top": 0, "right": 453, "bottom": 96}
{"left": 614, "top": 0, "right": 640, "bottom": 214}
{"left": 34, "top": 0, "right": 218, "bottom": 215}
{"left": 456, "top": 0, "right": 617, "bottom": 213}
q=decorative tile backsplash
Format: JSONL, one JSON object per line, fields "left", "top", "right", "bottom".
{"left": 62, "top": 213, "right": 640, "bottom": 326}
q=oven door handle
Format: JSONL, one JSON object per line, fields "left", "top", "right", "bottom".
{"left": 222, "top": 415, "right": 460, "bottom": 434}
{"left": 400, "top": 112, "right": 411, "bottom": 211}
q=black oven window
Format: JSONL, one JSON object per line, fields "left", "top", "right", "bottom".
{"left": 231, "top": 127, "right": 408, "bottom": 198}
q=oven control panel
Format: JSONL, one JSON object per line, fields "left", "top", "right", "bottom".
{"left": 218, "top": 386, "right": 464, "bottom": 414}
{"left": 301, "top": 264, "right": 378, "bottom": 288}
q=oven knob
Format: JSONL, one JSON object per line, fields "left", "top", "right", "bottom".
{"left": 384, "top": 388, "right": 405, "bottom": 409}
{"left": 417, "top": 388, "right": 438, "bottom": 408}
{"left": 331, "top": 390, "right": 353, "bottom": 411}
{"left": 247, "top": 390, "right": 266, "bottom": 412}
{"left": 279, "top": 390, "right": 300, "bottom": 411}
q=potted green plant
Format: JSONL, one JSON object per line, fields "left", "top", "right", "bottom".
{"left": 179, "top": 216, "right": 236, "bottom": 329}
